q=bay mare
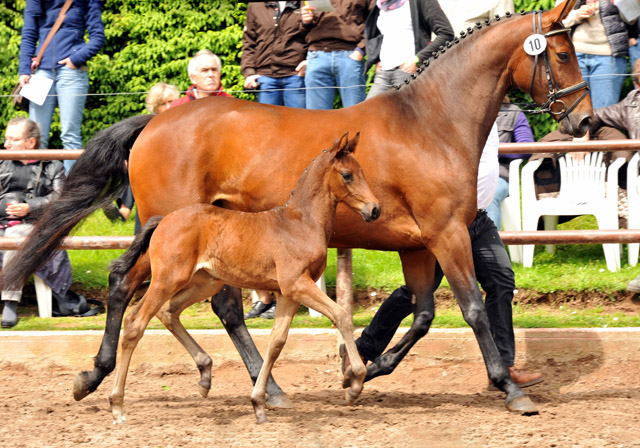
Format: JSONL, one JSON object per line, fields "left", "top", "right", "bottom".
{"left": 108, "top": 133, "right": 380, "bottom": 424}
{"left": 2, "top": 0, "right": 590, "bottom": 414}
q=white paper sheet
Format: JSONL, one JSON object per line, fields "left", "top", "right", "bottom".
{"left": 614, "top": 0, "right": 640, "bottom": 22}
{"left": 305, "top": 0, "right": 334, "bottom": 12}
{"left": 19, "top": 74, "right": 53, "bottom": 106}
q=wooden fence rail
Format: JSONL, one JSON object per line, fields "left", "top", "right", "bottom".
{"left": 1, "top": 140, "right": 640, "bottom": 250}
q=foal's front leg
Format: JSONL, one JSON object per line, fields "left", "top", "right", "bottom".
{"left": 251, "top": 294, "right": 299, "bottom": 424}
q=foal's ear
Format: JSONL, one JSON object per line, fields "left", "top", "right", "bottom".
{"left": 346, "top": 131, "right": 360, "bottom": 154}
{"left": 332, "top": 131, "right": 351, "bottom": 159}
{"left": 546, "top": 0, "right": 576, "bottom": 25}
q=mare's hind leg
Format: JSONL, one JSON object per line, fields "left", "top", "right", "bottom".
{"left": 432, "top": 225, "right": 537, "bottom": 414}
{"left": 359, "top": 249, "right": 438, "bottom": 383}
{"left": 251, "top": 294, "right": 299, "bottom": 424}
{"left": 210, "top": 286, "right": 291, "bottom": 408}
{"left": 73, "top": 255, "right": 150, "bottom": 401}
{"left": 155, "top": 281, "right": 226, "bottom": 398}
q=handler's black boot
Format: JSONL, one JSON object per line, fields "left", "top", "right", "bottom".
{"left": 244, "top": 301, "right": 272, "bottom": 319}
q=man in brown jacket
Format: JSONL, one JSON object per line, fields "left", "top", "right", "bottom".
{"left": 301, "top": 0, "right": 373, "bottom": 110}
{"left": 242, "top": 1, "right": 308, "bottom": 108}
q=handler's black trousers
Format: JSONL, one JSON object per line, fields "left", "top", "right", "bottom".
{"left": 356, "top": 210, "right": 516, "bottom": 367}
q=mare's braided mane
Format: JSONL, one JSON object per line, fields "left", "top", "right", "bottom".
{"left": 395, "top": 10, "right": 538, "bottom": 90}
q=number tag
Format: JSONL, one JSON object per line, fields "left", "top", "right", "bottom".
{"left": 524, "top": 34, "right": 547, "bottom": 56}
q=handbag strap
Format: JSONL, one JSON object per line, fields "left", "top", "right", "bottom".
{"left": 32, "top": 0, "right": 74, "bottom": 71}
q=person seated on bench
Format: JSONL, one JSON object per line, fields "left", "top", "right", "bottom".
{"left": 1, "top": 117, "right": 72, "bottom": 328}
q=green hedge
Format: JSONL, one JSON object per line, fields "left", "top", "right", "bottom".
{"left": 0, "top": 0, "right": 612, "bottom": 145}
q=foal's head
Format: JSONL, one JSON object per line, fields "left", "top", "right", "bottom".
{"left": 327, "top": 132, "right": 380, "bottom": 223}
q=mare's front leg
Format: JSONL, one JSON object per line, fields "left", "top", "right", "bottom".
{"left": 433, "top": 224, "right": 537, "bottom": 414}
{"left": 361, "top": 249, "right": 438, "bottom": 383}
{"left": 210, "top": 286, "right": 291, "bottom": 408}
{"left": 73, "top": 255, "right": 150, "bottom": 401}
{"left": 251, "top": 294, "right": 299, "bottom": 424}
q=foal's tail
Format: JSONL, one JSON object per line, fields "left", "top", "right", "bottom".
{"left": 1, "top": 114, "right": 155, "bottom": 291}
{"left": 110, "top": 216, "right": 163, "bottom": 277}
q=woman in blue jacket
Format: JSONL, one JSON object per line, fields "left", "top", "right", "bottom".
{"left": 17, "top": 0, "right": 105, "bottom": 173}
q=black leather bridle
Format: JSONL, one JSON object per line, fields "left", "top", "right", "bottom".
{"left": 524, "top": 10, "right": 589, "bottom": 121}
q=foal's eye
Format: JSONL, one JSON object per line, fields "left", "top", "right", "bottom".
{"left": 342, "top": 172, "right": 353, "bottom": 182}
{"left": 557, "top": 52, "right": 569, "bottom": 62}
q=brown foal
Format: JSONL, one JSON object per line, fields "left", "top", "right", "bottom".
{"left": 107, "top": 133, "right": 380, "bottom": 424}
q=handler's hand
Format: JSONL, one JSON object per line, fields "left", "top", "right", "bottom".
{"left": 57, "top": 57, "right": 78, "bottom": 69}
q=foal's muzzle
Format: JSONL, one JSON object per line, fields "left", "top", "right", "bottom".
{"left": 362, "top": 202, "right": 381, "bottom": 222}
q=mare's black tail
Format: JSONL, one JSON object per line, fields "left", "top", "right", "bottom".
{"left": 110, "top": 216, "right": 163, "bottom": 277}
{"left": 1, "top": 114, "right": 155, "bottom": 290}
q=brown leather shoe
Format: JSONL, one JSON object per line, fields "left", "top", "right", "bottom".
{"left": 488, "top": 367, "right": 544, "bottom": 391}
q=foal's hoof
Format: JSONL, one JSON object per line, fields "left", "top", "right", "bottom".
{"left": 73, "top": 372, "right": 92, "bottom": 401}
{"left": 505, "top": 394, "right": 539, "bottom": 415}
{"left": 266, "top": 391, "right": 293, "bottom": 409}
{"left": 345, "top": 387, "right": 361, "bottom": 406}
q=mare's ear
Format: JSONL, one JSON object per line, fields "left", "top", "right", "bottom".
{"left": 545, "top": 0, "right": 576, "bottom": 25}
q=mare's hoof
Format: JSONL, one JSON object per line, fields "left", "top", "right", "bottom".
{"left": 266, "top": 391, "right": 293, "bottom": 409}
{"left": 505, "top": 394, "right": 539, "bottom": 415}
{"left": 73, "top": 372, "right": 92, "bottom": 401}
{"left": 198, "top": 384, "right": 210, "bottom": 398}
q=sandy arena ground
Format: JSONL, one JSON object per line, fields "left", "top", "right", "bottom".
{"left": 0, "top": 328, "right": 639, "bottom": 448}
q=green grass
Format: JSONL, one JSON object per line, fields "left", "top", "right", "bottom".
{"left": 6, "top": 210, "right": 639, "bottom": 331}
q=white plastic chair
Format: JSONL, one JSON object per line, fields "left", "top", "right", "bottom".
{"left": 521, "top": 152, "right": 624, "bottom": 272}
{"left": 34, "top": 276, "right": 53, "bottom": 318}
{"left": 627, "top": 152, "right": 640, "bottom": 266}
{"left": 500, "top": 159, "right": 524, "bottom": 264}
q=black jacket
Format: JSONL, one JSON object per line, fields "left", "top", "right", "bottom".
{"left": 364, "top": 0, "right": 454, "bottom": 71}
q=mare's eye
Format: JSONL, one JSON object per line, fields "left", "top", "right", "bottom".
{"left": 557, "top": 52, "right": 569, "bottom": 62}
{"left": 342, "top": 172, "right": 353, "bottom": 182}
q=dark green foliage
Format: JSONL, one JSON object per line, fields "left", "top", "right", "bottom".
{"left": 0, "top": 0, "right": 632, "bottom": 145}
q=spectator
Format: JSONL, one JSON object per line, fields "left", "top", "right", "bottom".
{"left": 18, "top": 0, "right": 105, "bottom": 173}
{"left": 104, "top": 83, "right": 179, "bottom": 231}
{"left": 439, "top": 0, "right": 514, "bottom": 33}
{"left": 300, "top": 0, "right": 372, "bottom": 109}
{"left": 342, "top": 124, "right": 544, "bottom": 389}
{"left": 169, "top": 50, "right": 233, "bottom": 108}
{"left": 559, "top": 0, "right": 629, "bottom": 109}
{"left": 1, "top": 117, "right": 72, "bottom": 328}
{"left": 242, "top": 1, "right": 308, "bottom": 108}
{"left": 145, "top": 82, "right": 180, "bottom": 114}
{"left": 486, "top": 97, "right": 534, "bottom": 229}
{"left": 364, "top": 0, "right": 453, "bottom": 98}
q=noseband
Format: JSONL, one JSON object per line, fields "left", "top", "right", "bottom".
{"left": 525, "top": 10, "right": 589, "bottom": 121}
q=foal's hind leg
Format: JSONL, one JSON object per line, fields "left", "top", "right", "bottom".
{"left": 74, "top": 256, "right": 150, "bottom": 401}
{"left": 251, "top": 294, "right": 299, "bottom": 424}
{"left": 155, "top": 281, "right": 226, "bottom": 398}
{"left": 210, "top": 286, "right": 291, "bottom": 408}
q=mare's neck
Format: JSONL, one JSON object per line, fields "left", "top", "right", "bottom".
{"left": 394, "top": 14, "right": 527, "bottom": 157}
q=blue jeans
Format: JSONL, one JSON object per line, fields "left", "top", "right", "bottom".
{"left": 577, "top": 53, "right": 627, "bottom": 109}
{"left": 305, "top": 50, "right": 366, "bottom": 110}
{"left": 630, "top": 44, "right": 640, "bottom": 89}
{"left": 257, "top": 75, "right": 306, "bottom": 108}
{"left": 486, "top": 177, "right": 510, "bottom": 230}
{"left": 30, "top": 66, "right": 89, "bottom": 173}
